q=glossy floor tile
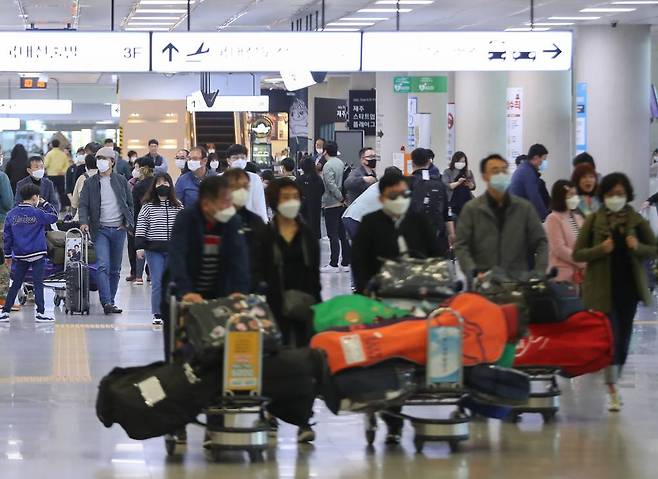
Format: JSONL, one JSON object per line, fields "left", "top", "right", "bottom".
{"left": 0, "top": 250, "right": 657, "bottom": 478}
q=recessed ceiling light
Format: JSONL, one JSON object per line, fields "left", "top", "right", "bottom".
{"left": 504, "top": 27, "right": 551, "bottom": 31}
{"left": 263, "top": 77, "right": 284, "bottom": 84}
{"left": 580, "top": 7, "right": 636, "bottom": 12}
{"left": 128, "top": 21, "right": 178, "bottom": 25}
{"left": 140, "top": 1, "right": 195, "bottom": 4}
{"left": 549, "top": 16, "right": 601, "bottom": 20}
{"left": 525, "top": 22, "right": 574, "bottom": 26}
{"left": 326, "top": 22, "right": 376, "bottom": 26}
{"left": 358, "top": 8, "right": 413, "bottom": 13}
{"left": 130, "top": 16, "right": 182, "bottom": 20}
{"left": 124, "top": 27, "right": 171, "bottom": 30}
{"left": 341, "top": 17, "right": 390, "bottom": 21}
{"left": 322, "top": 27, "right": 360, "bottom": 31}
{"left": 374, "top": 0, "right": 433, "bottom": 4}
{"left": 135, "top": 8, "right": 187, "bottom": 13}
{"left": 612, "top": 1, "right": 658, "bottom": 4}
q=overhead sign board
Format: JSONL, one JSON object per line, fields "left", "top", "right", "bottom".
{"left": 394, "top": 76, "right": 448, "bottom": 93}
{"left": 0, "top": 32, "right": 149, "bottom": 72}
{"left": 0, "top": 99, "right": 72, "bottom": 114}
{"left": 152, "top": 32, "right": 361, "bottom": 72}
{"left": 186, "top": 92, "right": 269, "bottom": 112}
{"left": 362, "top": 32, "right": 572, "bottom": 71}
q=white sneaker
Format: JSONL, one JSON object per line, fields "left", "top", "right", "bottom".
{"left": 0, "top": 312, "right": 9, "bottom": 322}
{"left": 607, "top": 390, "right": 622, "bottom": 412}
{"left": 320, "top": 265, "right": 341, "bottom": 274}
{"left": 152, "top": 315, "right": 163, "bottom": 326}
{"left": 35, "top": 313, "right": 55, "bottom": 323}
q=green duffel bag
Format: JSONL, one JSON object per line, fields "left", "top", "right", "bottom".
{"left": 312, "top": 294, "right": 410, "bottom": 333}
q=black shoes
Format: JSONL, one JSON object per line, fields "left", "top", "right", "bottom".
{"left": 103, "top": 304, "right": 123, "bottom": 315}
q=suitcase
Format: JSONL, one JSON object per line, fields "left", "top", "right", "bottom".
{"left": 463, "top": 364, "right": 530, "bottom": 406}
{"left": 514, "top": 310, "right": 614, "bottom": 377}
{"left": 374, "top": 257, "right": 460, "bottom": 300}
{"left": 65, "top": 261, "right": 90, "bottom": 315}
{"left": 459, "top": 396, "right": 512, "bottom": 419}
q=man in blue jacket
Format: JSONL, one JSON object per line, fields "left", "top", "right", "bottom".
{"left": 14, "top": 156, "right": 60, "bottom": 212}
{"left": 0, "top": 184, "right": 58, "bottom": 322}
{"left": 175, "top": 146, "right": 216, "bottom": 208}
{"left": 509, "top": 144, "right": 550, "bottom": 221}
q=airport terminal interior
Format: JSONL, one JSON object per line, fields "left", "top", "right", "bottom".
{"left": 1, "top": 0, "right": 658, "bottom": 477}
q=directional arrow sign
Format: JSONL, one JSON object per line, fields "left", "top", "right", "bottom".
{"left": 362, "top": 31, "right": 572, "bottom": 71}
{"left": 201, "top": 90, "right": 219, "bottom": 108}
{"left": 162, "top": 42, "right": 179, "bottom": 62}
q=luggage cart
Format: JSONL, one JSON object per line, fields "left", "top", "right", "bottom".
{"left": 164, "top": 289, "right": 269, "bottom": 462}
{"left": 506, "top": 366, "right": 561, "bottom": 423}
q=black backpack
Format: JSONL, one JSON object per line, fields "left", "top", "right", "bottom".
{"left": 341, "top": 165, "right": 352, "bottom": 198}
{"left": 410, "top": 171, "right": 448, "bottom": 236}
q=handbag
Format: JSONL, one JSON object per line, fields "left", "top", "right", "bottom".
{"left": 374, "top": 256, "right": 458, "bottom": 299}
{"left": 282, "top": 289, "right": 317, "bottom": 323}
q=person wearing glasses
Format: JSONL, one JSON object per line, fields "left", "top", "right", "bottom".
{"left": 344, "top": 147, "right": 378, "bottom": 206}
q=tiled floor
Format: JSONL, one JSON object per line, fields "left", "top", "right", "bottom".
{"left": 1, "top": 247, "right": 658, "bottom": 478}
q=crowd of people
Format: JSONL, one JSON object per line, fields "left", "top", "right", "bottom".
{"left": 0, "top": 134, "right": 654, "bottom": 438}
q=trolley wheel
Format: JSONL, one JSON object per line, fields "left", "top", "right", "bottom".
{"left": 542, "top": 411, "right": 557, "bottom": 423}
{"left": 365, "top": 429, "right": 376, "bottom": 446}
{"left": 53, "top": 296, "right": 60, "bottom": 307}
{"left": 64, "top": 309, "right": 69, "bottom": 315}
{"left": 414, "top": 438, "right": 424, "bottom": 454}
{"left": 164, "top": 436, "right": 178, "bottom": 456}
{"left": 365, "top": 413, "right": 377, "bottom": 445}
{"left": 449, "top": 441, "right": 460, "bottom": 453}
{"left": 210, "top": 448, "right": 222, "bottom": 463}
{"left": 248, "top": 450, "right": 264, "bottom": 463}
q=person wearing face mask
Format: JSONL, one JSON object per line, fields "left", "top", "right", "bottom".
{"left": 225, "top": 144, "right": 268, "bottom": 222}
{"left": 14, "top": 156, "right": 59, "bottom": 213}
{"left": 455, "top": 154, "right": 548, "bottom": 279}
{"left": 70, "top": 154, "right": 98, "bottom": 218}
{"left": 175, "top": 146, "right": 216, "bottom": 208}
{"left": 509, "top": 143, "right": 550, "bottom": 221}
{"left": 442, "top": 151, "right": 476, "bottom": 219}
{"left": 135, "top": 172, "right": 183, "bottom": 325}
{"left": 297, "top": 156, "right": 324, "bottom": 240}
{"left": 66, "top": 148, "right": 86, "bottom": 200}
{"left": 126, "top": 157, "right": 155, "bottom": 285}
{"left": 573, "top": 173, "right": 657, "bottom": 412}
{"left": 78, "top": 147, "right": 134, "bottom": 315}
{"left": 344, "top": 147, "right": 378, "bottom": 206}
{"left": 544, "top": 180, "right": 586, "bottom": 284}
{"left": 207, "top": 152, "right": 220, "bottom": 173}
{"left": 174, "top": 149, "right": 189, "bottom": 175}
{"left": 313, "top": 137, "right": 326, "bottom": 171}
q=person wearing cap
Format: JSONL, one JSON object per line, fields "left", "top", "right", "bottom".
{"left": 225, "top": 144, "right": 268, "bottom": 222}
{"left": 14, "top": 156, "right": 60, "bottom": 212}
{"left": 78, "top": 146, "right": 134, "bottom": 315}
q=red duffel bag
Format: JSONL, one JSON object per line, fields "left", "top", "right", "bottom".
{"left": 513, "top": 310, "right": 614, "bottom": 377}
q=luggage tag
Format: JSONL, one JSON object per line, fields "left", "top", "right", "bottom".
{"left": 426, "top": 308, "right": 463, "bottom": 389}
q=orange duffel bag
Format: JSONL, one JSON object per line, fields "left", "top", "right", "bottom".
{"left": 311, "top": 293, "right": 512, "bottom": 374}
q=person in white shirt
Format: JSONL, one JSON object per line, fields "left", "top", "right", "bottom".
{"left": 225, "top": 144, "right": 268, "bottom": 222}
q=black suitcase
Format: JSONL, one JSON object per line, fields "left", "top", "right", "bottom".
{"left": 65, "top": 261, "right": 90, "bottom": 315}
{"left": 463, "top": 364, "right": 530, "bottom": 406}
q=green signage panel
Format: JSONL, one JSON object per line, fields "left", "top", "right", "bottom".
{"left": 394, "top": 76, "right": 448, "bottom": 93}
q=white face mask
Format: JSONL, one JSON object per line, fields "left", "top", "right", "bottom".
{"left": 187, "top": 160, "right": 202, "bottom": 172}
{"left": 604, "top": 195, "right": 627, "bottom": 213}
{"left": 316, "top": 148, "right": 324, "bottom": 155}
{"left": 210, "top": 160, "right": 220, "bottom": 170}
{"left": 231, "top": 188, "right": 250, "bottom": 208}
{"left": 31, "top": 168, "right": 45, "bottom": 180}
{"left": 278, "top": 199, "right": 301, "bottom": 219}
{"left": 132, "top": 168, "right": 141, "bottom": 179}
{"left": 75, "top": 154, "right": 85, "bottom": 164}
{"left": 214, "top": 206, "right": 236, "bottom": 223}
{"left": 382, "top": 196, "right": 411, "bottom": 217}
{"left": 454, "top": 162, "right": 466, "bottom": 170}
{"left": 566, "top": 195, "right": 580, "bottom": 211}
{"left": 175, "top": 159, "right": 187, "bottom": 170}
{"left": 97, "top": 159, "right": 111, "bottom": 173}
{"left": 230, "top": 158, "right": 247, "bottom": 170}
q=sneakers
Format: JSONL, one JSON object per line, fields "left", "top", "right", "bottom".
{"left": 385, "top": 425, "right": 402, "bottom": 445}
{"left": 134, "top": 278, "right": 144, "bottom": 286}
{"left": 608, "top": 390, "right": 623, "bottom": 412}
{"left": 0, "top": 311, "right": 9, "bottom": 323}
{"left": 320, "top": 265, "right": 341, "bottom": 274}
{"left": 152, "top": 314, "right": 163, "bottom": 326}
{"left": 35, "top": 313, "right": 55, "bottom": 323}
{"left": 297, "top": 425, "right": 315, "bottom": 443}
{"left": 125, "top": 275, "right": 136, "bottom": 282}
{"left": 103, "top": 304, "right": 123, "bottom": 315}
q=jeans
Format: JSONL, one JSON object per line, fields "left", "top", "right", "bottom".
{"left": 604, "top": 300, "right": 638, "bottom": 384}
{"left": 145, "top": 250, "right": 167, "bottom": 316}
{"left": 96, "top": 226, "right": 127, "bottom": 306}
{"left": 324, "top": 206, "right": 351, "bottom": 267}
{"left": 4, "top": 258, "right": 45, "bottom": 314}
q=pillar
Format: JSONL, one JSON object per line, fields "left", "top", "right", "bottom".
{"left": 575, "top": 25, "right": 651, "bottom": 203}
{"left": 507, "top": 71, "right": 572, "bottom": 192}
{"left": 376, "top": 72, "right": 409, "bottom": 170}
{"left": 454, "top": 72, "right": 507, "bottom": 192}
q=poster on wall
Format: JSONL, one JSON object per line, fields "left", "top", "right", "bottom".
{"left": 506, "top": 87, "right": 523, "bottom": 171}
{"left": 348, "top": 89, "right": 376, "bottom": 136}
{"left": 408, "top": 96, "right": 418, "bottom": 149}
{"left": 575, "top": 82, "right": 588, "bottom": 155}
{"left": 447, "top": 103, "right": 455, "bottom": 162}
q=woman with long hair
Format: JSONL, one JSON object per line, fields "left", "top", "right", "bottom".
{"left": 5, "top": 144, "right": 29, "bottom": 194}
{"left": 442, "top": 151, "right": 476, "bottom": 219}
{"left": 296, "top": 156, "right": 324, "bottom": 239}
{"left": 135, "top": 172, "right": 183, "bottom": 325}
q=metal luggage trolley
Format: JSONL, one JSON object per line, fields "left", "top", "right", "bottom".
{"left": 365, "top": 307, "right": 471, "bottom": 453}
{"left": 164, "top": 292, "right": 269, "bottom": 462}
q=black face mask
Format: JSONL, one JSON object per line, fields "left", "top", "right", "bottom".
{"left": 156, "top": 185, "right": 171, "bottom": 198}
{"left": 366, "top": 159, "right": 377, "bottom": 169}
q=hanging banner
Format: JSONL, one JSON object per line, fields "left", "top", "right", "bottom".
{"left": 506, "top": 87, "right": 523, "bottom": 171}
{"left": 348, "top": 89, "right": 376, "bottom": 137}
{"left": 575, "top": 82, "right": 588, "bottom": 155}
{"left": 447, "top": 103, "right": 455, "bottom": 162}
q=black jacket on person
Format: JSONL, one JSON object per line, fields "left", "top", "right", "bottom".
{"left": 252, "top": 218, "right": 321, "bottom": 332}
{"left": 132, "top": 176, "right": 155, "bottom": 227}
{"left": 237, "top": 206, "right": 267, "bottom": 291}
{"left": 352, "top": 209, "right": 441, "bottom": 293}
{"left": 166, "top": 205, "right": 250, "bottom": 298}
{"left": 5, "top": 158, "right": 29, "bottom": 194}
{"left": 296, "top": 173, "right": 325, "bottom": 240}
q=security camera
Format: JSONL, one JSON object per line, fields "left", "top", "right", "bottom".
{"left": 611, "top": 21, "right": 618, "bottom": 28}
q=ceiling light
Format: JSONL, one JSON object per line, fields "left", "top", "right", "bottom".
{"left": 326, "top": 22, "right": 376, "bottom": 26}
{"left": 341, "top": 17, "right": 390, "bottom": 21}
{"left": 549, "top": 16, "right": 601, "bottom": 20}
{"left": 135, "top": 8, "right": 187, "bottom": 13}
{"left": 128, "top": 21, "right": 178, "bottom": 25}
{"left": 263, "top": 77, "right": 283, "bottom": 84}
{"left": 375, "top": 0, "right": 432, "bottom": 3}
{"left": 612, "top": 1, "right": 658, "bottom": 4}
{"left": 525, "top": 22, "right": 574, "bottom": 26}
{"left": 358, "top": 8, "right": 413, "bottom": 13}
{"left": 140, "top": 0, "right": 195, "bottom": 4}
{"left": 130, "top": 16, "right": 183, "bottom": 20}
{"left": 580, "top": 7, "right": 636, "bottom": 12}
{"left": 322, "top": 27, "right": 360, "bottom": 31}
{"left": 504, "top": 27, "right": 550, "bottom": 31}
{"left": 124, "top": 27, "right": 171, "bottom": 30}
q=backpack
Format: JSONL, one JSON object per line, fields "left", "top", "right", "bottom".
{"left": 410, "top": 170, "right": 448, "bottom": 237}
{"left": 341, "top": 165, "right": 352, "bottom": 197}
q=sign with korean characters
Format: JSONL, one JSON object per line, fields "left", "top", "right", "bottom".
{"left": 152, "top": 32, "right": 361, "bottom": 72}
{"left": 0, "top": 32, "right": 149, "bottom": 72}
{"left": 348, "top": 89, "right": 376, "bottom": 137}
{"left": 394, "top": 76, "right": 448, "bottom": 93}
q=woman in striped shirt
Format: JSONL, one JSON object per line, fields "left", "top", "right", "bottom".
{"left": 135, "top": 172, "right": 183, "bottom": 325}
{"left": 544, "top": 180, "right": 586, "bottom": 284}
